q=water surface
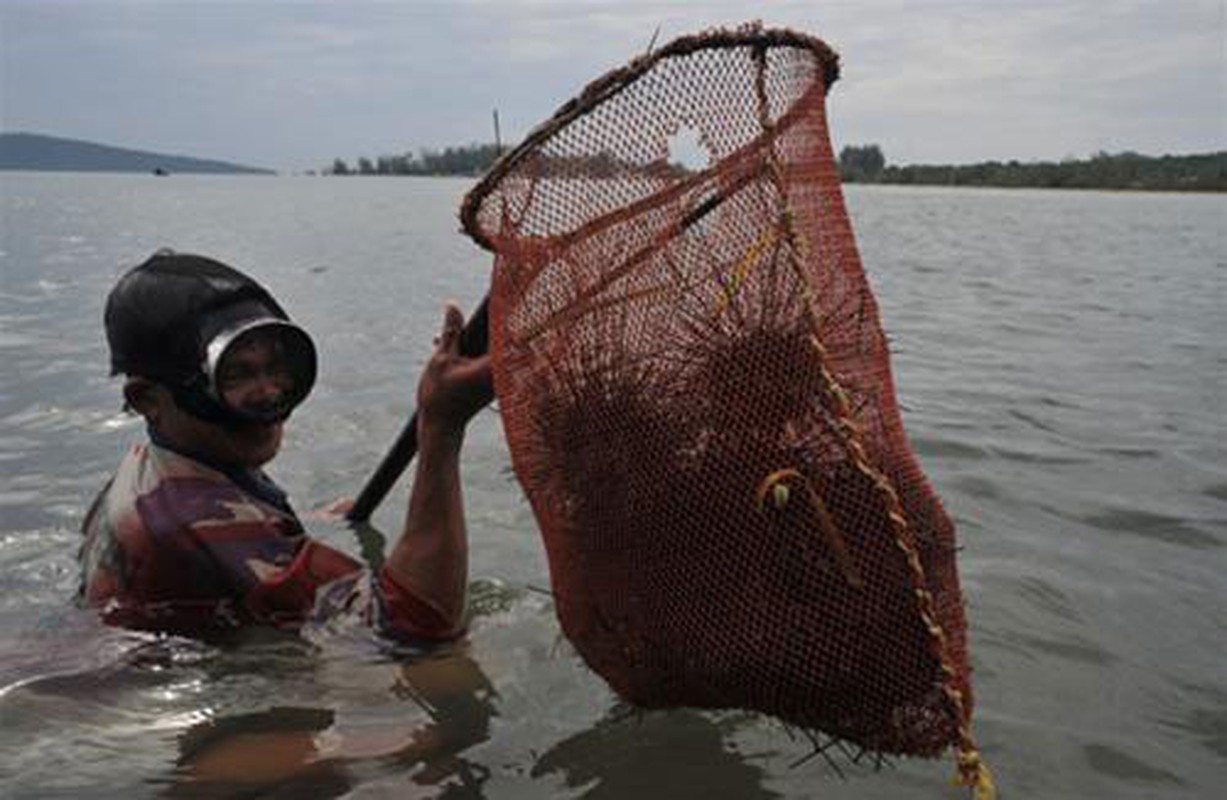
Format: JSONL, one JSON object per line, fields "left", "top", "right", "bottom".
{"left": 1, "top": 173, "right": 1223, "bottom": 798}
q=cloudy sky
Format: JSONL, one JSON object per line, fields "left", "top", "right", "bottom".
{"left": 2, "top": 0, "right": 1222, "bottom": 172}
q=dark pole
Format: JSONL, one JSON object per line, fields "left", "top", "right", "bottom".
{"left": 346, "top": 296, "right": 490, "bottom": 523}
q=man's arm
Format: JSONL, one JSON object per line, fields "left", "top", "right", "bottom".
{"left": 381, "top": 304, "right": 493, "bottom": 637}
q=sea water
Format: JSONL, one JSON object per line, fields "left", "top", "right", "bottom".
{"left": 0, "top": 173, "right": 1223, "bottom": 798}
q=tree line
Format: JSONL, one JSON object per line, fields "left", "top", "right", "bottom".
{"left": 327, "top": 144, "right": 700, "bottom": 179}
{"left": 838, "top": 145, "right": 1225, "bottom": 192}
{"left": 325, "top": 141, "right": 1224, "bottom": 191}
{"left": 327, "top": 143, "right": 501, "bottom": 177}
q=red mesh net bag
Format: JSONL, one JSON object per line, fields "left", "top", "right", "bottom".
{"left": 461, "top": 24, "right": 992, "bottom": 795}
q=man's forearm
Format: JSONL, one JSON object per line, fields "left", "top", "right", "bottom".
{"left": 383, "top": 424, "right": 470, "bottom": 630}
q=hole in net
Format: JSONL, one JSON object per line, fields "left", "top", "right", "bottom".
{"left": 666, "top": 126, "right": 711, "bottom": 174}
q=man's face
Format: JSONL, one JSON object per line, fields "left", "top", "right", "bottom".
{"left": 127, "top": 319, "right": 319, "bottom": 469}
{"left": 133, "top": 330, "right": 300, "bottom": 469}
{"left": 214, "top": 331, "right": 298, "bottom": 421}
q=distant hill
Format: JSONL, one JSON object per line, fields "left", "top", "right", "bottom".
{"left": 0, "top": 132, "right": 274, "bottom": 174}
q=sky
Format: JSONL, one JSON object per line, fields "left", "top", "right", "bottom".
{"left": 1, "top": 0, "right": 1223, "bottom": 173}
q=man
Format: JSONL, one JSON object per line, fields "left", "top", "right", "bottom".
{"left": 79, "top": 250, "right": 493, "bottom": 641}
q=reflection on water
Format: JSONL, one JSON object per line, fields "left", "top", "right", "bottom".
{"left": 170, "top": 707, "right": 350, "bottom": 797}
{"left": 532, "top": 709, "right": 779, "bottom": 800}
{"left": 168, "top": 643, "right": 496, "bottom": 798}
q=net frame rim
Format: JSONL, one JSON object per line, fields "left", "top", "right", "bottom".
{"left": 459, "top": 23, "right": 841, "bottom": 252}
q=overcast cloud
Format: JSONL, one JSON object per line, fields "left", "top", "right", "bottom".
{"left": 1, "top": 0, "right": 1223, "bottom": 172}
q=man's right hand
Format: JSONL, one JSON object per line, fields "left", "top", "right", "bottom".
{"left": 416, "top": 303, "right": 494, "bottom": 441}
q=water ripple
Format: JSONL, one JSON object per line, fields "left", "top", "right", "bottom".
{"left": 987, "top": 444, "right": 1084, "bottom": 466}
{"left": 1009, "top": 631, "right": 1118, "bottom": 667}
{"left": 1013, "top": 576, "right": 1082, "bottom": 623}
{"left": 1161, "top": 681, "right": 1227, "bottom": 761}
{"left": 1202, "top": 483, "right": 1227, "bottom": 504}
{"left": 1007, "top": 408, "right": 1063, "bottom": 435}
{"left": 1079, "top": 507, "right": 1222, "bottom": 550}
{"left": 910, "top": 435, "right": 988, "bottom": 460}
{"left": 1083, "top": 743, "right": 1183, "bottom": 785}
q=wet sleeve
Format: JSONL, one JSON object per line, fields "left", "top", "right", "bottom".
{"left": 372, "top": 567, "right": 465, "bottom": 642}
{"left": 304, "top": 567, "right": 464, "bottom": 644}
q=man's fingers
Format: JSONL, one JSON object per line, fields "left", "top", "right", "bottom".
{"left": 437, "top": 303, "right": 464, "bottom": 354}
{"left": 302, "top": 497, "right": 355, "bottom": 521}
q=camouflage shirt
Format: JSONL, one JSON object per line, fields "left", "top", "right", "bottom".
{"left": 79, "top": 441, "right": 456, "bottom": 641}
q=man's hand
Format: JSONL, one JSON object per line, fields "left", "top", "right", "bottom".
{"left": 302, "top": 497, "right": 355, "bottom": 521}
{"left": 416, "top": 303, "right": 494, "bottom": 440}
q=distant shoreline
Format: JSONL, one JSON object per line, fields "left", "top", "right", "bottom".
{"left": 838, "top": 147, "right": 1225, "bottom": 193}
{"left": 325, "top": 143, "right": 1225, "bottom": 193}
{"left": 846, "top": 173, "right": 1225, "bottom": 194}
{"left": 5, "top": 170, "right": 1223, "bottom": 196}
{"left": 5, "top": 129, "right": 1222, "bottom": 194}
{"left": 843, "top": 181, "right": 1226, "bottom": 196}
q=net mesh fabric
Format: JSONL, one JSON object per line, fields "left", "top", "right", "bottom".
{"left": 462, "top": 25, "right": 985, "bottom": 777}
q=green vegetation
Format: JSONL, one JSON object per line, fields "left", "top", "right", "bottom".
{"left": 327, "top": 144, "right": 501, "bottom": 177}
{"left": 327, "top": 145, "right": 690, "bottom": 179}
{"left": 837, "top": 144, "right": 886, "bottom": 183}
{"left": 839, "top": 145, "right": 1225, "bottom": 192}
{"left": 329, "top": 139, "right": 1224, "bottom": 192}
